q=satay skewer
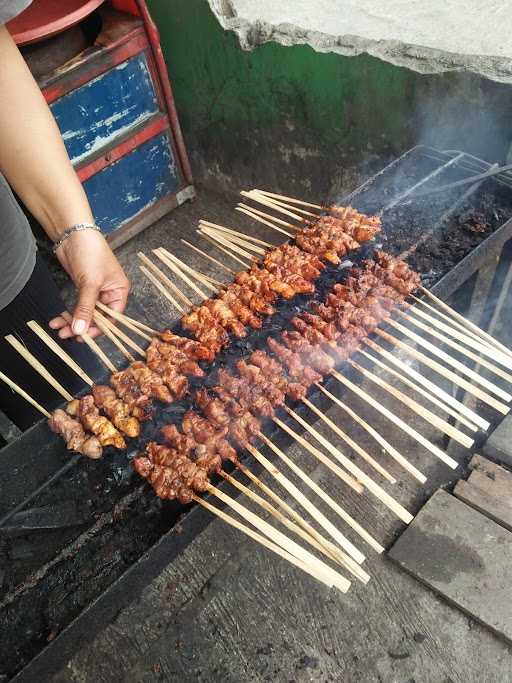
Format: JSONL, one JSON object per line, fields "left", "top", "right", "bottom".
{"left": 95, "top": 302, "right": 155, "bottom": 340}
{"left": 419, "top": 285, "right": 512, "bottom": 360}
{"left": 251, "top": 189, "right": 324, "bottom": 210}
{"left": 206, "top": 484, "right": 352, "bottom": 593}
{"left": 282, "top": 407, "right": 414, "bottom": 524}
{"left": 181, "top": 239, "right": 236, "bottom": 276}
{"left": 315, "top": 384, "right": 426, "bottom": 484}
{"left": 199, "top": 220, "right": 275, "bottom": 248}
{"left": 235, "top": 205, "right": 295, "bottom": 238}
{"left": 257, "top": 435, "right": 385, "bottom": 553}
{"left": 300, "top": 398, "right": 396, "bottom": 483}
{"left": 154, "top": 248, "right": 208, "bottom": 300}
{"left": 250, "top": 190, "right": 317, "bottom": 217}
{"left": 0, "top": 370, "right": 50, "bottom": 418}
{"left": 158, "top": 250, "right": 220, "bottom": 294}
{"left": 236, "top": 202, "right": 298, "bottom": 230}
{"left": 92, "top": 312, "right": 136, "bottom": 363}
{"left": 202, "top": 227, "right": 267, "bottom": 255}
{"left": 138, "top": 252, "right": 192, "bottom": 309}
{"left": 220, "top": 470, "right": 368, "bottom": 583}
{"left": 360, "top": 349, "right": 477, "bottom": 432}
{"left": 198, "top": 227, "right": 259, "bottom": 262}
{"left": 348, "top": 359, "right": 474, "bottom": 449}
{"left": 193, "top": 496, "right": 343, "bottom": 591}
{"left": 330, "top": 370, "right": 458, "bottom": 470}
{"left": 139, "top": 265, "right": 185, "bottom": 315}
{"left": 370, "top": 333, "right": 489, "bottom": 431}
{"left": 93, "top": 310, "right": 146, "bottom": 358}
{"left": 411, "top": 295, "right": 507, "bottom": 357}
{"left": 198, "top": 232, "right": 252, "bottom": 267}
{"left": 240, "top": 190, "right": 306, "bottom": 223}
{"left": 387, "top": 319, "right": 511, "bottom": 409}
{"left": 27, "top": 320, "right": 94, "bottom": 387}
{"left": 233, "top": 460, "right": 365, "bottom": 567}
{"left": 398, "top": 309, "right": 512, "bottom": 383}
{"left": 5, "top": 335, "right": 73, "bottom": 401}
{"left": 61, "top": 311, "right": 117, "bottom": 373}
{"left": 246, "top": 445, "right": 365, "bottom": 564}
{"left": 271, "top": 417, "right": 364, "bottom": 494}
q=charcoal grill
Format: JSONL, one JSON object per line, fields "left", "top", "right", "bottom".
{"left": 2, "top": 144, "right": 512, "bottom": 682}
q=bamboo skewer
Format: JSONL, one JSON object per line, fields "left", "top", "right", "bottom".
{"left": 376, "top": 327, "right": 507, "bottom": 418}
{"left": 138, "top": 252, "right": 191, "bottom": 308}
{"left": 93, "top": 310, "right": 145, "bottom": 358}
{"left": 159, "top": 250, "right": 220, "bottom": 294}
{"left": 61, "top": 311, "right": 117, "bottom": 373}
{"left": 0, "top": 370, "right": 51, "bottom": 418}
{"left": 330, "top": 369, "right": 459, "bottom": 470}
{"left": 420, "top": 285, "right": 512, "bottom": 360}
{"left": 412, "top": 295, "right": 505, "bottom": 357}
{"left": 315, "top": 383, "right": 426, "bottom": 484}
{"left": 139, "top": 265, "right": 185, "bottom": 315}
{"left": 360, "top": 348, "right": 477, "bottom": 433}
{"left": 246, "top": 444, "right": 365, "bottom": 564}
{"left": 181, "top": 239, "right": 236, "bottom": 276}
{"left": 27, "top": 321, "right": 94, "bottom": 387}
{"left": 202, "top": 227, "right": 267, "bottom": 255}
{"left": 408, "top": 300, "right": 511, "bottom": 367}
{"left": 252, "top": 189, "right": 324, "bottom": 210}
{"left": 364, "top": 338, "right": 485, "bottom": 431}
{"left": 199, "top": 233, "right": 252, "bottom": 267}
{"left": 251, "top": 191, "right": 317, "bottom": 217}
{"left": 283, "top": 407, "right": 414, "bottom": 524}
{"left": 193, "top": 496, "right": 341, "bottom": 591}
{"left": 237, "top": 202, "right": 298, "bottom": 230}
{"left": 199, "top": 220, "right": 274, "bottom": 248}
{"left": 154, "top": 248, "right": 208, "bottom": 300}
{"left": 348, "top": 359, "right": 474, "bottom": 449}
{"left": 207, "top": 485, "right": 351, "bottom": 593}
{"left": 5, "top": 335, "right": 73, "bottom": 401}
{"left": 241, "top": 190, "right": 306, "bottom": 223}
{"left": 221, "top": 470, "right": 368, "bottom": 582}
{"left": 258, "top": 434, "right": 385, "bottom": 554}
{"left": 388, "top": 319, "right": 512, "bottom": 408}
{"left": 272, "top": 417, "right": 364, "bottom": 494}
{"left": 233, "top": 460, "right": 365, "bottom": 572}
{"left": 199, "top": 227, "right": 259, "bottom": 262}
{"left": 236, "top": 204, "right": 296, "bottom": 236}
{"left": 301, "top": 398, "right": 396, "bottom": 483}
{"left": 92, "top": 312, "right": 136, "bottom": 363}
{"left": 399, "top": 309, "right": 512, "bottom": 384}
{"left": 95, "top": 302, "right": 155, "bottom": 340}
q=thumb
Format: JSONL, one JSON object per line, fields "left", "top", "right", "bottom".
{"left": 72, "top": 281, "right": 100, "bottom": 335}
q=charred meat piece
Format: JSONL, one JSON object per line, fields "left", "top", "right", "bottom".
{"left": 73, "top": 395, "right": 126, "bottom": 450}
{"left": 48, "top": 408, "right": 103, "bottom": 459}
{"left": 92, "top": 385, "right": 140, "bottom": 438}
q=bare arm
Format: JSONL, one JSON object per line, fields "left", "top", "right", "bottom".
{"left": 0, "top": 25, "right": 129, "bottom": 337}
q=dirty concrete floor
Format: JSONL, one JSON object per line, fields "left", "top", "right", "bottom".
{"left": 42, "top": 191, "right": 512, "bottom": 683}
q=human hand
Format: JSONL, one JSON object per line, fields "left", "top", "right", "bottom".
{"left": 49, "top": 229, "right": 130, "bottom": 339}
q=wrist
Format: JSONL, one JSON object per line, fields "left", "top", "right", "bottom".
{"left": 52, "top": 223, "right": 102, "bottom": 254}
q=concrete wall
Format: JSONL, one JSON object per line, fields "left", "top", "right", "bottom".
{"left": 148, "top": 0, "right": 512, "bottom": 199}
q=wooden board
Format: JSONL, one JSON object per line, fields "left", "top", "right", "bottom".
{"left": 389, "top": 489, "right": 512, "bottom": 645}
{"left": 453, "top": 455, "right": 512, "bottom": 532}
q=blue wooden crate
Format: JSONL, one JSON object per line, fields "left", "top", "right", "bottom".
{"left": 83, "top": 130, "right": 180, "bottom": 235}
{"left": 50, "top": 53, "right": 161, "bottom": 165}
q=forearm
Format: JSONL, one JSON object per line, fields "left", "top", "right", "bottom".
{"left": 0, "top": 25, "right": 93, "bottom": 240}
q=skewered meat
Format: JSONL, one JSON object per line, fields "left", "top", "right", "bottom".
{"left": 110, "top": 369, "right": 153, "bottom": 421}
{"left": 48, "top": 408, "right": 103, "bottom": 459}
{"left": 70, "top": 395, "right": 126, "bottom": 449}
{"left": 92, "top": 385, "right": 140, "bottom": 438}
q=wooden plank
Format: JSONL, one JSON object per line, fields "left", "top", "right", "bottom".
{"left": 469, "top": 454, "right": 512, "bottom": 486}
{"left": 389, "top": 489, "right": 512, "bottom": 645}
{"left": 453, "top": 480, "right": 512, "bottom": 532}
{"left": 482, "top": 415, "right": 512, "bottom": 469}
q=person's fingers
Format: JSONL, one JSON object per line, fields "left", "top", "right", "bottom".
{"left": 100, "top": 283, "right": 129, "bottom": 313}
{"left": 57, "top": 325, "right": 74, "bottom": 339}
{"left": 49, "top": 315, "right": 67, "bottom": 330}
{"left": 72, "top": 281, "right": 100, "bottom": 335}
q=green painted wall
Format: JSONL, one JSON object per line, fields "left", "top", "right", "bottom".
{"left": 148, "top": 0, "right": 512, "bottom": 197}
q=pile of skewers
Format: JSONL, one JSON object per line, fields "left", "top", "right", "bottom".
{"left": 2, "top": 187, "right": 512, "bottom": 594}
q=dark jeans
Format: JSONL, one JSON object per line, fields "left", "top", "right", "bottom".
{"left": 0, "top": 254, "right": 101, "bottom": 431}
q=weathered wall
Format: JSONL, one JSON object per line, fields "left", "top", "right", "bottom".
{"left": 148, "top": 0, "right": 512, "bottom": 199}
